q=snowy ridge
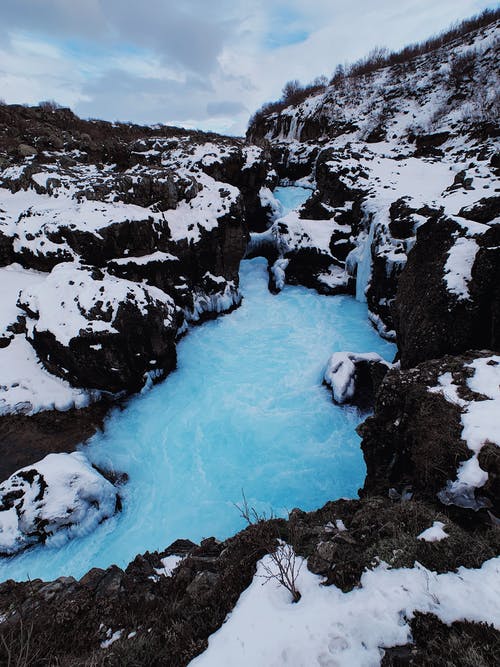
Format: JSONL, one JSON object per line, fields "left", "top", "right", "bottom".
{"left": 247, "top": 18, "right": 499, "bottom": 334}
{"left": 251, "top": 20, "right": 499, "bottom": 145}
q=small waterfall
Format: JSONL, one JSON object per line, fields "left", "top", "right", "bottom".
{"left": 355, "top": 219, "right": 376, "bottom": 303}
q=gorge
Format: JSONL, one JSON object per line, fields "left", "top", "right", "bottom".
{"left": 0, "top": 8, "right": 499, "bottom": 666}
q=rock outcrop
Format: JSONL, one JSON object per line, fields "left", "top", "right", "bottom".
{"left": 359, "top": 351, "right": 500, "bottom": 513}
{"left": 18, "top": 264, "right": 180, "bottom": 393}
{"left": 394, "top": 216, "right": 500, "bottom": 368}
{"left": 0, "top": 452, "right": 119, "bottom": 555}
{"left": 0, "top": 110, "right": 273, "bottom": 412}
{"left": 323, "top": 351, "right": 392, "bottom": 407}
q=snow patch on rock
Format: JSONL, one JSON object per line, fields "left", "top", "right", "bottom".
{"left": 0, "top": 452, "right": 118, "bottom": 555}
{"left": 444, "top": 236, "right": 479, "bottom": 301}
{"left": 324, "top": 351, "right": 390, "bottom": 404}
{"left": 191, "top": 552, "right": 500, "bottom": 667}
{"left": 19, "top": 263, "right": 177, "bottom": 347}
{"left": 417, "top": 521, "right": 449, "bottom": 542}
{"left": 430, "top": 355, "right": 500, "bottom": 508}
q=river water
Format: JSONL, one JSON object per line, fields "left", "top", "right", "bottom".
{"left": 0, "top": 188, "right": 394, "bottom": 582}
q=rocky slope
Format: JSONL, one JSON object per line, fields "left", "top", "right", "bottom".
{"left": 0, "top": 11, "right": 499, "bottom": 667}
{"left": 247, "top": 15, "right": 499, "bottom": 348}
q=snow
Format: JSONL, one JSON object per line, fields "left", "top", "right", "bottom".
{"left": 0, "top": 186, "right": 155, "bottom": 255}
{"left": 109, "top": 251, "right": 178, "bottom": 266}
{"left": 335, "top": 519, "right": 346, "bottom": 532}
{"left": 0, "top": 334, "right": 99, "bottom": 416}
{"left": 101, "top": 629, "right": 123, "bottom": 649}
{"left": 20, "top": 263, "right": 176, "bottom": 346}
{"left": 190, "top": 552, "right": 500, "bottom": 667}
{"left": 0, "top": 263, "right": 46, "bottom": 337}
{"left": 259, "top": 186, "right": 282, "bottom": 222}
{"left": 31, "top": 171, "right": 58, "bottom": 188}
{"left": 186, "top": 280, "right": 241, "bottom": 322}
{"left": 274, "top": 212, "right": 342, "bottom": 257}
{"left": 0, "top": 452, "right": 117, "bottom": 555}
{"left": 0, "top": 264, "right": 106, "bottom": 415}
{"left": 354, "top": 220, "right": 375, "bottom": 303}
{"left": 316, "top": 266, "right": 348, "bottom": 290}
{"left": 417, "top": 521, "right": 449, "bottom": 542}
{"left": 270, "top": 258, "right": 289, "bottom": 291}
{"left": 242, "top": 145, "right": 264, "bottom": 170}
{"left": 323, "top": 351, "right": 389, "bottom": 404}
{"left": 444, "top": 236, "right": 479, "bottom": 301}
{"left": 431, "top": 355, "right": 500, "bottom": 508}
{"left": 154, "top": 555, "right": 183, "bottom": 578}
{"left": 165, "top": 176, "right": 240, "bottom": 243}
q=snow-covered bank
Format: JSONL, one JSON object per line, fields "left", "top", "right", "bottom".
{"left": 191, "top": 552, "right": 500, "bottom": 667}
{"left": 431, "top": 354, "right": 500, "bottom": 509}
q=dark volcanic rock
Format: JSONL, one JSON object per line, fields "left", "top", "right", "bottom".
{"left": 459, "top": 195, "right": 500, "bottom": 224}
{"left": 0, "top": 401, "right": 110, "bottom": 481}
{"left": 413, "top": 131, "right": 450, "bottom": 157}
{"left": 18, "top": 265, "right": 180, "bottom": 393}
{"left": 358, "top": 351, "right": 498, "bottom": 512}
{"left": 0, "top": 230, "right": 14, "bottom": 267}
{"left": 394, "top": 215, "right": 500, "bottom": 369}
{"left": 57, "top": 216, "right": 165, "bottom": 267}
{"left": 1, "top": 497, "right": 498, "bottom": 665}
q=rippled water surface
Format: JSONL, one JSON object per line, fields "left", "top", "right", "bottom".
{"left": 0, "top": 191, "right": 395, "bottom": 582}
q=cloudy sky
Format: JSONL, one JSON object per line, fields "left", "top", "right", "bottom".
{"left": 0, "top": 0, "right": 497, "bottom": 135}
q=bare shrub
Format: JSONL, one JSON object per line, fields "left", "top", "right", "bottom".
{"left": 234, "top": 491, "right": 302, "bottom": 603}
{"left": 282, "top": 79, "right": 302, "bottom": 102}
{"left": 249, "top": 7, "right": 500, "bottom": 127}
{"left": 461, "top": 85, "right": 500, "bottom": 124}
{"left": 426, "top": 101, "right": 451, "bottom": 131}
{"left": 0, "top": 619, "right": 40, "bottom": 667}
{"left": 260, "top": 539, "right": 303, "bottom": 603}
{"left": 38, "top": 99, "right": 61, "bottom": 111}
{"left": 234, "top": 489, "right": 275, "bottom": 524}
{"left": 448, "top": 51, "right": 477, "bottom": 89}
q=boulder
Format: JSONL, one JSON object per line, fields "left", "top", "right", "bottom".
{"left": 18, "top": 263, "right": 180, "bottom": 393}
{"left": 458, "top": 196, "right": 500, "bottom": 224}
{"left": 18, "top": 143, "right": 37, "bottom": 157}
{"left": 0, "top": 451, "right": 119, "bottom": 555}
{"left": 323, "top": 351, "right": 392, "bottom": 408}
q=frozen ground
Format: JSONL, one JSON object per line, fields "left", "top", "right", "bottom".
{"left": 191, "top": 551, "right": 500, "bottom": 667}
{"left": 0, "top": 257, "right": 394, "bottom": 581}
